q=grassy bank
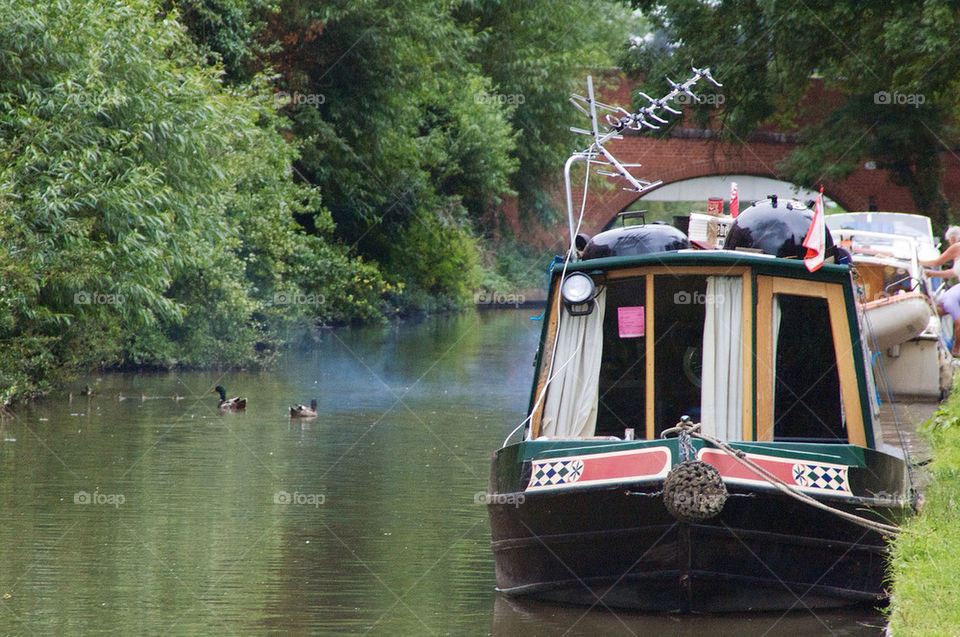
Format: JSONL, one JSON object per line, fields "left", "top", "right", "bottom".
{"left": 886, "top": 383, "right": 960, "bottom": 635}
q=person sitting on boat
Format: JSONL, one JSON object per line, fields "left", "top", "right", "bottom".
{"left": 921, "top": 225, "right": 960, "bottom": 355}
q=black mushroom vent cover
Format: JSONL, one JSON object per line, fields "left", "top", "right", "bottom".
{"left": 581, "top": 222, "right": 690, "bottom": 260}
{"left": 723, "top": 196, "right": 837, "bottom": 260}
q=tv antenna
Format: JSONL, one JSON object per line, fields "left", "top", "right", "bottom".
{"left": 563, "top": 68, "right": 722, "bottom": 258}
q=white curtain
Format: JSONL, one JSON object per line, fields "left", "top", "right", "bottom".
{"left": 700, "top": 277, "right": 743, "bottom": 441}
{"left": 539, "top": 289, "right": 607, "bottom": 438}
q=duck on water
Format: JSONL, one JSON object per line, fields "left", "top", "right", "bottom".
{"left": 212, "top": 386, "right": 246, "bottom": 411}
{"left": 290, "top": 399, "right": 317, "bottom": 418}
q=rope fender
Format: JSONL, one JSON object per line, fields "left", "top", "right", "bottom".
{"left": 662, "top": 460, "right": 728, "bottom": 522}
{"left": 660, "top": 420, "right": 902, "bottom": 537}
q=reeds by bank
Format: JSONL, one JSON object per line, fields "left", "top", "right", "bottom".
{"left": 886, "top": 381, "right": 960, "bottom": 635}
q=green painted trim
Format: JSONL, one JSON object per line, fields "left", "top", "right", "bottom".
{"left": 515, "top": 438, "right": 871, "bottom": 467}
{"left": 727, "top": 441, "right": 867, "bottom": 465}
{"left": 518, "top": 437, "right": 680, "bottom": 462}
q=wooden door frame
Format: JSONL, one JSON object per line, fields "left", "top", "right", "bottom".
{"left": 755, "top": 276, "right": 866, "bottom": 446}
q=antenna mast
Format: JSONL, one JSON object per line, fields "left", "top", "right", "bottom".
{"left": 563, "top": 68, "right": 722, "bottom": 259}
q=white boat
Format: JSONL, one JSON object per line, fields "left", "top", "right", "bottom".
{"left": 825, "top": 212, "right": 952, "bottom": 399}
{"left": 862, "top": 291, "right": 933, "bottom": 351}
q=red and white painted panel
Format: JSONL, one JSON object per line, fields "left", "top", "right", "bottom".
{"left": 526, "top": 447, "right": 671, "bottom": 492}
{"left": 524, "top": 445, "right": 852, "bottom": 496}
{"left": 699, "top": 449, "right": 852, "bottom": 495}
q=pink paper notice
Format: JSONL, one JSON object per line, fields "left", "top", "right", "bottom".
{"left": 617, "top": 306, "right": 645, "bottom": 338}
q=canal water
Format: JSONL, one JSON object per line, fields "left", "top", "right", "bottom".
{"left": 0, "top": 309, "right": 885, "bottom": 635}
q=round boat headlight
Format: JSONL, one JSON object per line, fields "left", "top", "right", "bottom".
{"left": 561, "top": 272, "right": 595, "bottom": 304}
{"left": 560, "top": 272, "right": 596, "bottom": 315}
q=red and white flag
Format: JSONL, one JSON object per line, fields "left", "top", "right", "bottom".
{"left": 730, "top": 182, "right": 739, "bottom": 218}
{"left": 803, "top": 186, "right": 825, "bottom": 272}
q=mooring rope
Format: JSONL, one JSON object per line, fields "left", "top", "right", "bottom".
{"left": 661, "top": 421, "right": 902, "bottom": 537}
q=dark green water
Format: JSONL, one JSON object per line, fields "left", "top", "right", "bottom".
{"left": 0, "top": 310, "right": 884, "bottom": 635}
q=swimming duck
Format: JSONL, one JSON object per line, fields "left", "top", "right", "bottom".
{"left": 289, "top": 399, "right": 317, "bottom": 418}
{"left": 213, "top": 385, "right": 246, "bottom": 411}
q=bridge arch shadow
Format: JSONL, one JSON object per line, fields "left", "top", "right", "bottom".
{"left": 598, "top": 174, "right": 844, "bottom": 231}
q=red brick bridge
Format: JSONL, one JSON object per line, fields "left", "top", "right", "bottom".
{"left": 538, "top": 77, "right": 960, "bottom": 239}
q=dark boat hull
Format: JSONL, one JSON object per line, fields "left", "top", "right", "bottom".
{"left": 489, "top": 480, "right": 902, "bottom": 612}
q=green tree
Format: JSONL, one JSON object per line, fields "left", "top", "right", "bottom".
{"left": 627, "top": 0, "right": 960, "bottom": 225}
{"left": 164, "top": 0, "right": 276, "bottom": 83}
{"left": 0, "top": 0, "right": 387, "bottom": 402}
{"left": 453, "top": 0, "right": 639, "bottom": 226}
{"left": 268, "top": 0, "right": 518, "bottom": 306}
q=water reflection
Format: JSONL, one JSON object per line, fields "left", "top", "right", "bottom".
{"left": 0, "top": 309, "right": 888, "bottom": 634}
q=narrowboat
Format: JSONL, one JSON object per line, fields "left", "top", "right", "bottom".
{"left": 485, "top": 72, "right": 918, "bottom": 613}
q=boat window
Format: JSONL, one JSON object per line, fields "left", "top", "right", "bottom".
{"left": 596, "top": 277, "right": 646, "bottom": 437}
{"left": 654, "top": 275, "right": 708, "bottom": 436}
{"left": 772, "top": 294, "right": 847, "bottom": 442}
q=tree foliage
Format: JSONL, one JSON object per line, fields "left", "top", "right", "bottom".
{"left": 0, "top": 0, "right": 640, "bottom": 402}
{"left": 627, "top": 0, "right": 960, "bottom": 225}
{"left": 0, "top": 0, "right": 387, "bottom": 402}
{"left": 264, "top": 0, "right": 641, "bottom": 297}
{"left": 264, "top": 0, "right": 519, "bottom": 306}
{"left": 453, "top": 0, "right": 638, "bottom": 225}
{"left": 164, "top": 0, "right": 275, "bottom": 83}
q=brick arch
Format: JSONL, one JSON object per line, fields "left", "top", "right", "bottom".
{"left": 506, "top": 75, "right": 960, "bottom": 250}
{"left": 569, "top": 133, "right": 922, "bottom": 236}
